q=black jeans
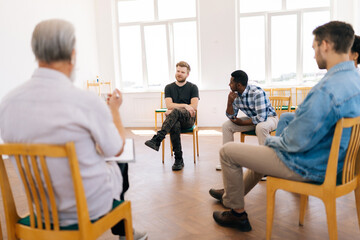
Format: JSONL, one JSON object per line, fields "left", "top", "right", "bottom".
{"left": 160, "top": 108, "right": 195, "bottom": 158}
{"left": 111, "top": 163, "right": 129, "bottom": 236}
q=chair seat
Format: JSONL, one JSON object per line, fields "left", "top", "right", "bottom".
{"left": 281, "top": 106, "right": 296, "bottom": 110}
{"left": 181, "top": 125, "right": 196, "bottom": 133}
{"left": 242, "top": 129, "right": 276, "bottom": 136}
{"left": 308, "top": 172, "right": 343, "bottom": 186}
{"left": 18, "top": 200, "right": 124, "bottom": 230}
{"left": 155, "top": 108, "right": 167, "bottom": 113}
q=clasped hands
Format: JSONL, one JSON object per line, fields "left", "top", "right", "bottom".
{"left": 164, "top": 105, "right": 196, "bottom": 117}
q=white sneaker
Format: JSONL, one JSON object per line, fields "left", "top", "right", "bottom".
{"left": 119, "top": 229, "right": 148, "bottom": 240}
{"left": 216, "top": 164, "right": 222, "bottom": 171}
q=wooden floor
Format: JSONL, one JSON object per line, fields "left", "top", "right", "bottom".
{"left": 0, "top": 128, "right": 359, "bottom": 240}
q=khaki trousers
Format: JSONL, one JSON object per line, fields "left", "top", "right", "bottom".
{"left": 220, "top": 142, "right": 307, "bottom": 210}
{"left": 222, "top": 116, "right": 278, "bottom": 145}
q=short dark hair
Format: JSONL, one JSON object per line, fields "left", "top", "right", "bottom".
{"left": 231, "top": 70, "right": 248, "bottom": 86}
{"left": 312, "top": 21, "right": 354, "bottom": 54}
{"left": 351, "top": 35, "right": 360, "bottom": 64}
{"left": 176, "top": 61, "right": 191, "bottom": 72}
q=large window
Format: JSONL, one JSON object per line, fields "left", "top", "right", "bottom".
{"left": 116, "top": 0, "right": 199, "bottom": 90}
{"left": 238, "top": 0, "right": 330, "bottom": 85}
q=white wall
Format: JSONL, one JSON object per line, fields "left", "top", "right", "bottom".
{"left": 0, "top": 0, "right": 99, "bottom": 100}
{"left": 333, "top": 0, "right": 360, "bottom": 33}
{"left": 198, "top": 0, "right": 237, "bottom": 90}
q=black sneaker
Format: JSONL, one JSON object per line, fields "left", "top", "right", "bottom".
{"left": 144, "top": 135, "right": 161, "bottom": 151}
{"left": 172, "top": 159, "right": 184, "bottom": 171}
{"left": 213, "top": 210, "right": 252, "bottom": 232}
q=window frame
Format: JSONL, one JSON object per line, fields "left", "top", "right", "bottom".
{"left": 114, "top": 0, "right": 200, "bottom": 91}
{"left": 237, "top": 0, "right": 332, "bottom": 86}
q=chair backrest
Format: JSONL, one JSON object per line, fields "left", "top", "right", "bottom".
{"left": 324, "top": 117, "right": 360, "bottom": 186}
{"left": 86, "top": 80, "right": 101, "bottom": 96}
{"left": 272, "top": 87, "right": 292, "bottom": 104}
{"left": 269, "top": 96, "right": 291, "bottom": 117}
{"left": 100, "top": 81, "right": 112, "bottom": 95}
{"left": 0, "top": 142, "right": 90, "bottom": 238}
{"left": 263, "top": 88, "right": 272, "bottom": 97}
{"left": 160, "top": 92, "right": 165, "bottom": 108}
{"left": 271, "top": 87, "right": 292, "bottom": 97}
{"left": 295, "top": 87, "right": 311, "bottom": 106}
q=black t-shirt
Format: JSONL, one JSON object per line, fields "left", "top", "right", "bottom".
{"left": 164, "top": 82, "right": 199, "bottom": 104}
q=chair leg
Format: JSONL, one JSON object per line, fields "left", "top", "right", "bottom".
{"left": 196, "top": 130, "right": 199, "bottom": 157}
{"left": 355, "top": 186, "right": 360, "bottom": 230}
{"left": 155, "top": 113, "right": 157, "bottom": 131}
{"left": 240, "top": 133, "right": 245, "bottom": 143}
{"left": 162, "top": 139, "right": 165, "bottom": 164}
{"left": 170, "top": 139, "right": 173, "bottom": 156}
{"left": 299, "top": 194, "right": 308, "bottom": 226}
{"left": 323, "top": 198, "right": 338, "bottom": 240}
{"left": 266, "top": 183, "right": 277, "bottom": 240}
{"left": 192, "top": 132, "right": 196, "bottom": 164}
{"left": 124, "top": 204, "right": 134, "bottom": 240}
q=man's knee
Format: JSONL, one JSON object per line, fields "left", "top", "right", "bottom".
{"left": 169, "top": 108, "right": 181, "bottom": 116}
{"left": 220, "top": 142, "right": 236, "bottom": 164}
{"left": 255, "top": 122, "right": 269, "bottom": 135}
{"left": 279, "top": 112, "right": 295, "bottom": 123}
{"left": 222, "top": 120, "right": 234, "bottom": 133}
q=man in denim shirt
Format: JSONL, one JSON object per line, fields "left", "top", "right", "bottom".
{"left": 209, "top": 21, "right": 360, "bottom": 232}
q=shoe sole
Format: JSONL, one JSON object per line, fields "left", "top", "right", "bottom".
{"left": 144, "top": 141, "right": 160, "bottom": 151}
{"left": 172, "top": 164, "right": 184, "bottom": 171}
{"left": 213, "top": 213, "right": 252, "bottom": 232}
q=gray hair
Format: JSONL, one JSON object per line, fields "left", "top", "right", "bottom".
{"left": 31, "top": 19, "right": 76, "bottom": 63}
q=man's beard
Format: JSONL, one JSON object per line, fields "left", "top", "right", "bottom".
{"left": 315, "top": 49, "right": 327, "bottom": 70}
{"left": 176, "top": 76, "right": 187, "bottom": 82}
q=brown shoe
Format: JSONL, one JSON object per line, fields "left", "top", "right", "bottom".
{"left": 213, "top": 210, "right": 252, "bottom": 232}
{"left": 209, "top": 188, "right": 224, "bottom": 201}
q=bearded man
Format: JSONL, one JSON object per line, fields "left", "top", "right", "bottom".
{"left": 145, "top": 61, "right": 199, "bottom": 171}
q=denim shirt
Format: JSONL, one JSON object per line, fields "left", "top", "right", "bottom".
{"left": 265, "top": 61, "right": 360, "bottom": 182}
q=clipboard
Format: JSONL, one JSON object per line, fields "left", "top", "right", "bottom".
{"left": 105, "top": 138, "right": 135, "bottom": 163}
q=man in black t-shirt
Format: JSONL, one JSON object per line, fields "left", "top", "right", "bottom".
{"left": 145, "top": 61, "right": 199, "bottom": 171}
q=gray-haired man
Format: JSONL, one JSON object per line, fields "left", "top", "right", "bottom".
{"left": 0, "top": 19, "right": 147, "bottom": 240}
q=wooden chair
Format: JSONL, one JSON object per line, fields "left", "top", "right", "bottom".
{"left": 266, "top": 117, "right": 360, "bottom": 240}
{"left": 155, "top": 92, "right": 167, "bottom": 132}
{"left": 241, "top": 96, "right": 291, "bottom": 142}
{"left": 294, "top": 87, "right": 312, "bottom": 111}
{"left": 86, "top": 80, "right": 101, "bottom": 96}
{"left": 271, "top": 87, "right": 292, "bottom": 97}
{"left": 87, "top": 80, "right": 112, "bottom": 97}
{"left": 155, "top": 92, "right": 199, "bottom": 164}
{"left": 263, "top": 88, "right": 272, "bottom": 97}
{"left": 271, "top": 87, "right": 295, "bottom": 111}
{"left": 0, "top": 142, "right": 133, "bottom": 240}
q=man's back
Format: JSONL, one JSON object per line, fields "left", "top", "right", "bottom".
{"left": 0, "top": 68, "right": 123, "bottom": 226}
{"left": 266, "top": 61, "right": 360, "bottom": 182}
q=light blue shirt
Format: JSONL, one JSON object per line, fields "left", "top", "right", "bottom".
{"left": 265, "top": 61, "right": 360, "bottom": 182}
{"left": 0, "top": 68, "right": 123, "bottom": 226}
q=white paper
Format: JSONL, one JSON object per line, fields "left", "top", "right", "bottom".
{"left": 105, "top": 138, "right": 135, "bottom": 163}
